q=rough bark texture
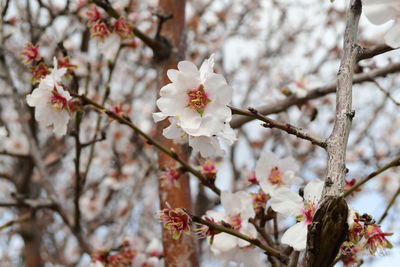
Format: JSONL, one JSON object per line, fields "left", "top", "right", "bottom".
{"left": 155, "top": 1, "right": 199, "bottom": 266}
{"left": 305, "top": 1, "right": 362, "bottom": 266}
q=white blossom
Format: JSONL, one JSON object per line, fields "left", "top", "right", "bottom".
{"left": 205, "top": 191, "right": 257, "bottom": 256}
{"left": 255, "top": 151, "right": 302, "bottom": 195}
{"left": 26, "top": 58, "right": 71, "bottom": 136}
{"left": 269, "top": 179, "right": 324, "bottom": 251}
{"left": 153, "top": 55, "right": 233, "bottom": 137}
{"left": 363, "top": 0, "right": 400, "bottom": 48}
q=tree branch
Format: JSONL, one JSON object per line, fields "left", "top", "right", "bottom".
{"left": 77, "top": 94, "right": 221, "bottom": 195}
{"left": 231, "top": 62, "right": 400, "bottom": 129}
{"left": 230, "top": 106, "right": 327, "bottom": 149}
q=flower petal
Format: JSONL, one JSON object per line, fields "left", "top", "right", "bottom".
{"left": 385, "top": 20, "right": 400, "bottom": 48}
{"left": 269, "top": 187, "right": 303, "bottom": 217}
{"left": 281, "top": 221, "right": 308, "bottom": 251}
{"left": 303, "top": 179, "right": 324, "bottom": 203}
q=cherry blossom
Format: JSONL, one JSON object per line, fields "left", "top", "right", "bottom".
{"left": 153, "top": 55, "right": 233, "bottom": 137}
{"left": 26, "top": 58, "right": 73, "bottom": 136}
{"left": 269, "top": 179, "right": 324, "bottom": 251}
{"left": 363, "top": 0, "right": 400, "bottom": 48}
{"left": 255, "top": 151, "right": 302, "bottom": 195}
{"left": 157, "top": 205, "right": 191, "bottom": 240}
{"left": 205, "top": 191, "right": 257, "bottom": 255}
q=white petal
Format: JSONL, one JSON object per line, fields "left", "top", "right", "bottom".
{"left": 269, "top": 187, "right": 303, "bottom": 217}
{"left": 152, "top": 112, "right": 168, "bottom": 122}
{"left": 204, "top": 74, "right": 232, "bottom": 103}
{"left": 179, "top": 108, "right": 202, "bottom": 131}
{"left": 363, "top": 1, "right": 398, "bottom": 25}
{"left": 281, "top": 221, "right": 308, "bottom": 251}
{"left": 177, "top": 60, "right": 198, "bottom": 74}
{"left": 167, "top": 69, "right": 179, "bottom": 83}
{"left": 211, "top": 233, "right": 238, "bottom": 254}
{"left": 303, "top": 179, "right": 324, "bottom": 203}
{"left": 385, "top": 21, "right": 400, "bottom": 48}
{"left": 199, "top": 54, "right": 215, "bottom": 82}
{"left": 189, "top": 136, "right": 224, "bottom": 158}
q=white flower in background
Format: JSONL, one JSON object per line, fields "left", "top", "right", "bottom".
{"left": 26, "top": 57, "right": 72, "bottom": 136}
{"left": 269, "top": 179, "right": 324, "bottom": 251}
{"left": 153, "top": 55, "right": 232, "bottom": 137}
{"left": 214, "top": 246, "right": 265, "bottom": 267}
{"left": 4, "top": 134, "right": 30, "bottom": 155}
{"left": 255, "top": 151, "right": 302, "bottom": 195}
{"left": 206, "top": 191, "right": 257, "bottom": 255}
{"left": 363, "top": 0, "right": 400, "bottom": 48}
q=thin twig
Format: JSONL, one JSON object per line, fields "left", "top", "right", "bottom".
{"left": 77, "top": 94, "right": 221, "bottom": 195}
{"left": 230, "top": 106, "right": 327, "bottom": 148}
{"left": 191, "top": 215, "right": 289, "bottom": 264}
{"left": 344, "top": 156, "right": 400, "bottom": 197}
{"left": 378, "top": 186, "right": 400, "bottom": 224}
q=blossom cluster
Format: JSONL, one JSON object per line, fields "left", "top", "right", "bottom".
{"left": 340, "top": 212, "right": 393, "bottom": 266}
{"left": 26, "top": 57, "right": 76, "bottom": 136}
{"left": 91, "top": 239, "right": 163, "bottom": 267}
{"left": 153, "top": 55, "right": 236, "bottom": 158}
{"left": 85, "top": 5, "right": 133, "bottom": 42}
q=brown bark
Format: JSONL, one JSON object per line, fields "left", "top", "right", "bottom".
{"left": 155, "top": 1, "right": 199, "bottom": 266}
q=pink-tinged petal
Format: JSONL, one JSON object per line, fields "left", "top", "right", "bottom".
{"left": 204, "top": 73, "right": 232, "bottom": 103}
{"left": 281, "top": 221, "right": 308, "bottom": 251}
{"left": 269, "top": 187, "right": 303, "bottom": 217}
{"left": 179, "top": 108, "right": 202, "bottom": 130}
{"left": 363, "top": 1, "right": 398, "bottom": 25}
{"left": 199, "top": 54, "right": 215, "bottom": 82}
{"left": 177, "top": 60, "right": 199, "bottom": 74}
{"left": 303, "top": 179, "right": 324, "bottom": 203}
{"left": 385, "top": 21, "right": 400, "bottom": 48}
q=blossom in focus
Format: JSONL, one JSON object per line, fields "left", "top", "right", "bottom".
{"left": 21, "top": 43, "right": 41, "bottom": 65}
{"left": 255, "top": 151, "right": 302, "bottom": 195}
{"left": 153, "top": 55, "right": 233, "bottom": 137}
{"left": 26, "top": 58, "right": 72, "bottom": 136}
{"left": 205, "top": 191, "right": 257, "bottom": 255}
{"left": 363, "top": 0, "right": 400, "bottom": 48}
{"left": 157, "top": 205, "right": 191, "bottom": 240}
{"left": 269, "top": 179, "right": 324, "bottom": 251}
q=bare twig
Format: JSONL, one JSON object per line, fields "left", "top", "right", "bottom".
{"left": 231, "top": 62, "right": 400, "bottom": 129}
{"left": 378, "top": 186, "right": 400, "bottom": 224}
{"left": 230, "top": 106, "right": 327, "bottom": 148}
{"left": 344, "top": 156, "right": 400, "bottom": 197}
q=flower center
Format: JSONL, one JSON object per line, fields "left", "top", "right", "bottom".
{"left": 268, "top": 166, "right": 284, "bottom": 185}
{"left": 298, "top": 201, "right": 317, "bottom": 225}
{"left": 187, "top": 84, "right": 211, "bottom": 115}
{"left": 49, "top": 88, "right": 68, "bottom": 110}
{"left": 227, "top": 213, "right": 242, "bottom": 230}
